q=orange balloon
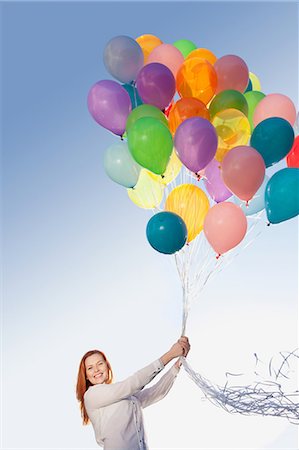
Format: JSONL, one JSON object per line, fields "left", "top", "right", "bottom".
{"left": 176, "top": 58, "right": 217, "bottom": 105}
{"left": 168, "top": 97, "right": 210, "bottom": 135}
{"left": 165, "top": 184, "right": 209, "bottom": 242}
{"left": 186, "top": 48, "right": 217, "bottom": 65}
{"left": 147, "top": 43, "right": 184, "bottom": 78}
{"left": 136, "top": 34, "right": 163, "bottom": 64}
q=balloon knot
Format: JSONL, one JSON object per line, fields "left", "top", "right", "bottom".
{"left": 120, "top": 135, "right": 124, "bottom": 141}
{"left": 161, "top": 174, "right": 165, "bottom": 179}
{"left": 216, "top": 253, "right": 221, "bottom": 259}
{"left": 245, "top": 200, "right": 249, "bottom": 207}
{"left": 195, "top": 172, "right": 201, "bottom": 181}
{"left": 267, "top": 222, "right": 271, "bottom": 227}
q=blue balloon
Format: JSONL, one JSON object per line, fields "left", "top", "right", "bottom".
{"left": 265, "top": 168, "right": 299, "bottom": 224}
{"left": 244, "top": 78, "right": 252, "bottom": 93}
{"left": 104, "top": 36, "right": 144, "bottom": 84}
{"left": 250, "top": 117, "right": 294, "bottom": 167}
{"left": 234, "top": 175, "right": 269, "bottom": 215}
{"left": 146, "top": 212, "right": 187, "bottom": 254}
{"left": 123, "top": 84, "right": 143, "bottom": 109}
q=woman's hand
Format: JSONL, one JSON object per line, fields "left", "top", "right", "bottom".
{"left": 160, "top": 336, "right": 191, "bottom": 366}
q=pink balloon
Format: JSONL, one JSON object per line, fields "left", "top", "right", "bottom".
{"left": 221, "top": 146, "right": 265, "bottom": 202}
{"left": 253, "top": 93, "right": 297, "bottom": 127}
{"left": 147, "top": 43, "right": 184, "bottom": 78}
{"left": 214, "top": 55, "right": 249, "bottom": 94}
{"left": 204, "top": 202, "right": 247, "bottom": 256}
{"left": 204, "top": 159, "right": 232, "bottom": 202}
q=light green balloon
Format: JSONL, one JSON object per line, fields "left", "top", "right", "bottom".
{"left": 126, "top": 104, "right": 168, "bottom": 132}
{"left": 104, "top": 141, "right": 141, "bottom": 188}
{"left": 127, "top": 117, "right": 173, "bottom": 175}
{"left": 209, "top": 90, "right": 248, "bottom": 119}
{"left": 244, "top": 90, "right": 265, "bottom": 131}
{"left": 173, "top": 39, "right": 197, "bottom": 58}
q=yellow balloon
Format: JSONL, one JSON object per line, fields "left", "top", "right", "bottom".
{"left": 212, "top": 109, "right": 251, "bottom": 162}
{"left": 249, "top": 72, "right": 261, "bottom": 91}
{"left": 186, "top": 48, "right": 217, "bottom": 65}
{"left": 165, "top": 184, "right": 209, "bottom": 242}
{"left": 160, "top": 150, "right": 182, "bottom": 185}
{"left": 136, "top": 34, "right": 163, "bottom": 64}
{"left": 127, "top": 169, "right": 164, "bottom": 209}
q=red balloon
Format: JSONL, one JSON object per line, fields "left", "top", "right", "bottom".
{"left": 286, "top": 135, "right": 299, "bottom": 168}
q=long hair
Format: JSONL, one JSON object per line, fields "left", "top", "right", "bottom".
{"left": 76, "top": 350, "right": 113, "bottom": 425}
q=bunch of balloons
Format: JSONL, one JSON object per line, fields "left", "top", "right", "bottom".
{"left": 88, "top": 34, "right": 299, "bottom": 257}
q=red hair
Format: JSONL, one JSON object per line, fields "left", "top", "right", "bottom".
{"left": 76, "top": 350, "right": 113, "bottom": 425}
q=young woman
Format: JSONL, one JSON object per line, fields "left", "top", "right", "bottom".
{"left": 76, "top": 336, "right": 190, "bottom": 450}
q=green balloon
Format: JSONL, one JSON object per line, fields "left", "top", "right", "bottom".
{"left": 173, "top": 39, "right": 197, "bottom": 58}
{"left": 127, "top": 117, "right": 173, "bottom": 175}
{"left": 244, "top": 90, "right": 266, "bottom": 131}
{"left": 209, "top": 90, "right": 248, "bottom": 119}
{"left": 126, "top": 104, "right": 168, "bottom": 133}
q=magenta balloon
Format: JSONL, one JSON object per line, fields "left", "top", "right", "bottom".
{"left": 136, "top": 63, "right": 176, "bottom": 110}
{"left": 204, "top": 159, "right": 232, "bottom": 202}
{"left": 174, "top": 117, "right": 218, "bottom": 173}
{"left": 87, "top": 80, "right": 132, "bottom": 136}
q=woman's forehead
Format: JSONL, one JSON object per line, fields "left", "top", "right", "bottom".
{"left": 85, "top": 353, "right": 105, "bottom": 365}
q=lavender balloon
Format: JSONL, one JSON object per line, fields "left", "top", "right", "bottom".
{"left": 136, "top": 63, "right": 175, "bottom": 110}
{"left": 104, "top": 36, "right": 144, "bottom": 84}
{"left": 204, "top": 159, "right": 232, "bottom": 203}
{"left": 174, "top": 117, "right": 218, "bottom": 173}
{"left": 87, "top": 80, "right": 132, "bottom": 136}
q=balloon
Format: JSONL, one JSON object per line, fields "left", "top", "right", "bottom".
{"left": 176, "top": 58, "right": 218, "bottom": 105}
{"left": 159, "top": 151, "right": 182, "bottom": 185}
{"left": 103, "top": 35, "right": 144, "bottom": 83}
{"left": 104, "top": 141, "right": 141, "bottom": 188}
{"left": 211, "top": 109, "right": 251, "bottom": 162}
{"left": 214, "top": 55, "right": 249, "bottom": 94}
{"left": 147, "top": 43, "right": 184, "bottom": 78}
{"left": 250, "top": 117, "right": 295, "bottom": 167}
{"left": 168, "top": 97, "right": 210, "bottom": 135}
{"left": 203, "top": 202, "right": 247, "bottom": 256}
{"left": 123, "top": 84, "right": 143, "bottom": 109}
{"left": 253, "top": 93, "right": 297, "bottom": 127}
{"left": 265, "top": 168, "right": 299, "bottom": 224}
{"left": 286, "top": 135, "right": 299, "bottom": 168}
{"left": 186, "top": 48, "right": 217, "bottom": 65}
{"left": 244, "top": 78, "right": 252, "bottom": 93}
{"left": 136, "top": 34, "right": 163, "bottom": 63}
{"left": 174, "top": 117, "right": 218, "bottom": 173}
{"left": 209, "top": 90, "right": 248, "bottom": 119}
{"left": 136, "top": 63, "right": 176, "bottom": 110}
{"left": 233, "top": 175, "right": 269, "bottom": 215}
{"left": 146, "top": 211, "right": 188, "bottom": 254}
{"left": 126, "top": 104, "right": 168, "bottom": 132}
{"left": 173, "top": 39, "right": 197, "bottom": 58}
{"left": 204, "top": 159, "right": 232, "bottom": 203}
{"left": 221, "top": 146, "right": 265, "bottom": 202}
{"left": 127, "top": 116, "right": 173, "bottom": 175}
{"left": 127, "top": 169, "right": 164, "bottom": 209}
{"left": 165, "top": 184, "right": 210, "bottom": 242}
{"left": 87, "top": 80, "right": 132, "bottom": 136}
{"left": 244, "top": 91, "right": 265, "bottom": 131}
{"left": 249, "top": 72, "right": 261, "bottom": 91}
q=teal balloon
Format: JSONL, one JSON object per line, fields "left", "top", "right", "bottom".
{"left": 250, "top": 117, "right": 294, "bottom": 167}
{"left": 265, "top": 168, "right": 299, "bottom": 224}
{"left": 123, "top": 84, "right": 143, "bottom": 109}
{"left": 104, "top": 141, "right": 141, "bottom": 188}
{"left": 146, "top": 212, "right": 187, "bottom": 254}
{"left": 234, "top": 175, "right": 269, "bottom": 215}
{"left": 244, "top": 78, "right": 252, "bottom": 93}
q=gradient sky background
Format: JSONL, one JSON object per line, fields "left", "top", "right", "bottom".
{"left": 2, "top": 1, "right": 299, "bottom": 449}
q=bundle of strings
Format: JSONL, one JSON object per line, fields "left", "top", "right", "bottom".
{"left": 172, "top": 215, "right": 299, "bottom": 423}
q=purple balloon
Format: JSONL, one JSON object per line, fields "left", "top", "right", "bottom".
{"left": 204, "top": 159, "right": 232, "bottom": 203}
{"left": 174, "top": 117, "right": 218, "bottom": 172}
{"left": 136, "top": 63, "right": 175, "bottom": 110}
{"left": 87, "top": 80, "right": 132, "bottom": 136}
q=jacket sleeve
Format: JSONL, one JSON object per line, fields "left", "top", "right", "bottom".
{"left": 84, "top": 359, "right": 164, "bottom": 410}
{"left": 133, "top": 364, "right": 180, "bottom": 408}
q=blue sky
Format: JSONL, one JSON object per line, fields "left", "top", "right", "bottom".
{"left": 2, "top": 1, "right": 298, "bottom": 449}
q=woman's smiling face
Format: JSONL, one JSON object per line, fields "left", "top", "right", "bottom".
{"left": 85, "top": 353, "right": 109, "bottom": 385}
